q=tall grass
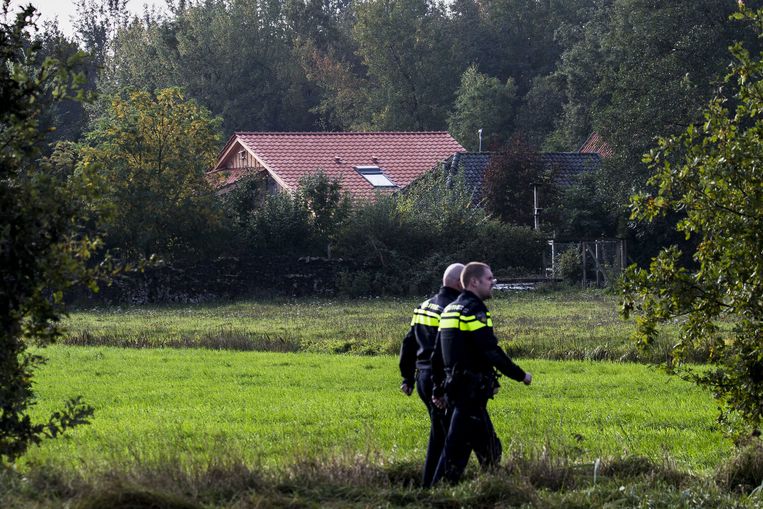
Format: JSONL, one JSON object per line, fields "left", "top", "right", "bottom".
{"left": 62, "top": 292, "right": 698, "bottom": 362}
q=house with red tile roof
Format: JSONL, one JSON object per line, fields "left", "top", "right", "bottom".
{"left": 208, "top": 131, "right": 465, "bottom": 200}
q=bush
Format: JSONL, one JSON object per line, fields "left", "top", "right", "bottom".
{"left": 332, "top": 174, "right": 545, "bottom": 296}
{"left": 243, "top": 192, "right": 315, "bottom": 256}
{"left": 557, "top": 247, "right": 583, "bottom": 284}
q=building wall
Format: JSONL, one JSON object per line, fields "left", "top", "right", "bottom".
{"left": 226, "top": 145, "right": 263, "bottom": 171}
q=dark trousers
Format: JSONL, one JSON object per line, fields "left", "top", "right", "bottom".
{"left": 431, "top": 402, "right": 502, "bottom": 485}
{"left": 416, "top": 368, "right": 450, "bottom": 488}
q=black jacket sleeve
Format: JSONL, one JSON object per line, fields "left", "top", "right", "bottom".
{"left": 399, "top": 325, "right": 417, "bottom": 385}
{"left": 474, "top": 328, "right": 526, "bottom": 382}
{"left": 430, "top": 331, "right": 446, "bottom": 397}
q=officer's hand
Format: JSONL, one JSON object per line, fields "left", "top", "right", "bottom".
{"left": 523, "top": 372, "right": 532, "bottom": 385}
{"left": 400, "top": 382, "right": 414, "bottom": 396}
{"left": 432, "top": 395, "right": 447, "bottom": 410}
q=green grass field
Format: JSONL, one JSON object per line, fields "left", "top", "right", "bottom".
{"left": 26, "top": 346, "right": 728, "bottom": 474}
{"left": 3, "top": 293, "right": 757, "bottom": 508}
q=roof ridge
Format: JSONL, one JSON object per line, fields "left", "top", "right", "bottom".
{"left": 543, "top": 151, "right": 599, "bottom": 155}
{"left": 234, "top": 131, "right": 454, "bottom": 135}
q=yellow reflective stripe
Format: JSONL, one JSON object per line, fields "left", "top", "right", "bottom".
{"left": 439, "top": 317, "right": 460, "bottom": 329}
{"left": 460, "top": 320, "right": 488, "bottom": 331}
{"left": 412, "top": 314, "right": 440, "bottom": 327}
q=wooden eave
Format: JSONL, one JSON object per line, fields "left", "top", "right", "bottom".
{"left": 213, "top": 135, "right": 292, "bottom": 192}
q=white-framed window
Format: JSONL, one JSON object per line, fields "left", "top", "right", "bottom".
{"left": 355, "top": 165, "right": 397, "bottom": 187}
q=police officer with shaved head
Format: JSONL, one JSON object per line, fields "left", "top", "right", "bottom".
{"left": 399, "top": 263, "right": 464, "bottom": 488}
{"left": 430, "top": 261, "right": 532, "bottom": 486}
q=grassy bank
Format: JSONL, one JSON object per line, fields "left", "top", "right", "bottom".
{"left": 5, "top": 449, "right": 762, "bottom": 508}
{"left": 62, "top": 292, "right": 693, "bottom": 362}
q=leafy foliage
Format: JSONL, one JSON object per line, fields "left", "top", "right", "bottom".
{"left": 351, "top": 0, "right": 456, "bottom": 130}
{"left": 448, "top": 65, "right": 516, "bottom": 151}
{"left": 335, "top": 169, "right": 543, "bottom": 295}
{"left": 0, "top": 1, "right": 98, "bottom": 463}
{"left": 622, "top": 5, "right": 763, "bottom": 429}
{"left": 482, "top": 137, "right": 557, "bottom": 228}
{"left": 81, "top": 87, "right": 223, "bottom": 262}
{"left": 295, "top": 170, "right": 352, "bottom": 250}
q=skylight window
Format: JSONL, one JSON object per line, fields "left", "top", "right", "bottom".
{"left": 355, "top": 166, "right": 396, "bottom": 187}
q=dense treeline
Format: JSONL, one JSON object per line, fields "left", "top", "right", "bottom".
{"left": 21, "top": 0, "right": 763, "bottom": 299}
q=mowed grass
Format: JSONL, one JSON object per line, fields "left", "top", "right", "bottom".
{"left": 62, "top": 291, "right": 690, "bottom": 362}
{"left": 24, "top": 345, "right": 730, "bottom": 476}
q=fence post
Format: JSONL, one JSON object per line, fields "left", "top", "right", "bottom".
{"left": 581, "top": 242, "right": 587, "bottom": 287}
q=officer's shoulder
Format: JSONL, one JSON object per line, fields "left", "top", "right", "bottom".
{"left": 420, "top": 298, "right": 444, "bottom": 312}
{"left": 443, "top": 302, "right": 465, "bottom": 313}
{"left": 460, "top": 298, "right": 487, "bottom": 317}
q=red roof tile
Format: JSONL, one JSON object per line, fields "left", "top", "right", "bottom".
{"left": 211, "top": 131, "right": 465, "bottom": 200}
{"left": 578, "top": 132, "right": 614, "bottom": 158}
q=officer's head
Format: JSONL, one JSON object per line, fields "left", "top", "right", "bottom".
{"left": 442, "top": 263, "right": 465, "bottom": 291}
{"left": 461, "top": 262, "right": 495, "bottom": 300}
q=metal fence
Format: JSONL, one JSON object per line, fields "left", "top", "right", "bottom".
{"left": 545, "top": 239, "right": 627, "bottom": 287}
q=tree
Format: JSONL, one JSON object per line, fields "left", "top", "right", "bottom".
{"left": 1, "top": 1, "right": 99, "bottom": 462}
{"left": 73, "top": 0, "right": 130, "bottom": 69}
{"left": 482, "top": 136, "right": 556, "bottom": 227}
{"left": 447, "top": 65, "right": 516, "bottom": 151}
{"left": 34, "top": 21, "right": 94, "bottom": 145}
{"left": 352, "top": 0, "right": 457, "bottom": 130}
{"left": 621, "top": 5, "right": 763, "bottom": 430}
{"left": 296, "top": 170, "right": 351, "bottom": 254}
{"left": 81, "top": 87, "right": 223, "bottom": 262}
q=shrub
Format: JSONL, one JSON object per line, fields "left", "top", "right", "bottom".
{"left": 557, "top": 247, "right": 583, "bottom": 284}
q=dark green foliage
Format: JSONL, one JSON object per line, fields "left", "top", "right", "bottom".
{"left": 219, "top": 173, "right": 269, "bottom": 229}
{"left": 351, "top": 0, "right": 457, "bottom": 130}
{"left": 295, "top": 170, "right": 352, "bottom": 250}
{"left": 334, "top": 170, "right": 544, "bottom": 295}
{"left": 242, "top": 192, "right": 314, "bottom": 256}
{"left": 224, "top": 171, "right": 348, "bottom": 258}
{"left": 557, "top": 248, "right": 583, "bottom": 285}
{"left": 104, "top": 0, "right": 319, "bottom": 134}
{"left": 0, "top": 1, "right": 97, "bottom": 463}
{"left": 482, "top": 136, "right": 558, "bottom": 228}
{"left": 448, "top": 64, "right": 517, "bottom": 150}
{"left": 551, "top": 171, "right": 617, "bottom": 240}
{"left": 622, "top": 6, "right": 763, "bottom": 429}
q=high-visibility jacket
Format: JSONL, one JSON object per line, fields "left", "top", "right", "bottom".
{"left": 432, "top": 290, "right": 525, "bottom": 400}
{"left": 399, "top": 286, "right": 461, "bottom": 385}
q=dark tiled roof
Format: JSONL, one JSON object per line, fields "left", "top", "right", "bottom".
{"left": 442, "top": 151, "right": 601, "bottom": 198}
{"left": 442, "top": 152, "right": 492, "bottom": 201}
{"left": 541, "top": 152, "right": 601, "bottom": 186}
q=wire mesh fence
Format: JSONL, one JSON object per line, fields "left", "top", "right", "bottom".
{"left": 545, "top": 239, "right": 627, "bottom": 287}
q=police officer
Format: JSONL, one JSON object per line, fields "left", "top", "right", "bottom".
{"left": 430, "top": 261, "right": 532, "bottom": 485}
{"left": 399, "top": 263, "right": 464, "bottom": 488}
